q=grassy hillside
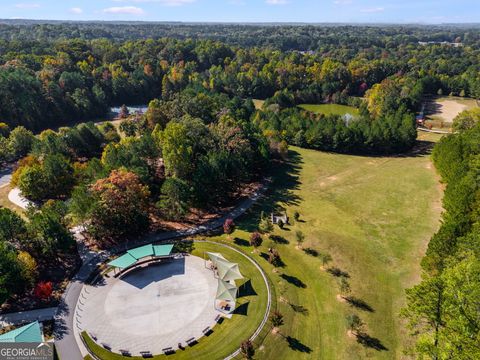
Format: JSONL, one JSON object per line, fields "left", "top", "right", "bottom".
{"left": 207, "top": 143, "right": 442, "bottom": 359}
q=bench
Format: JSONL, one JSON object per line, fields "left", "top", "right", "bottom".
{"left": 162, "top": 347, "right": 175, "bottom": 355}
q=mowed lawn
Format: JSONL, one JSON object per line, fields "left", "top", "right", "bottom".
{"left": 298, "top": 103, "right": 359, "bottom": 116}
{"left": 207, "top": 144, "right": 442, "bottom": 359}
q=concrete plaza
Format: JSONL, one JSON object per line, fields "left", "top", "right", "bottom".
{"left": 77, "top": 255, "right": 221, "bottom": 355}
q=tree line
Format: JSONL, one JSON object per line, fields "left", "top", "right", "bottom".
{"left": 403, "top": 111, "right": 480, "bottom": 359}
{"left": 0, "top": 28, "right": 478, "bottom": 132}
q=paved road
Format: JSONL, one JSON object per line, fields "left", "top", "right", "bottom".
{"left": 54, "top": 180, "right": 270, "bottom": 360}
{"left": 0, "top": 307, "right": 57, "bottom": 327}
{"left": 0, "top": 167, "right": 12, "bottom": 187}
{"left": 55, "top": 254, "right": 108, "bottom": 360}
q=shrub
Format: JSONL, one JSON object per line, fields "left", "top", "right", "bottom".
{"left": 339, "top": 277, "right": 351, "bottom": 296}
{"left": 295, "top": 230, "right": 305, "bottom": 247}
{"left": 268, "top": 249, "right": 282, "bottom": 267}
{"left": 34, "top": 281, "right": 53, "bottom": 300}
{"left": 269, "top": 310, "right": 284, "bottom": 327}
{"left": 293, "top": 211, "right": 300, "bottom": 221}
{"left": 250, "top": 232, "right": 263, "bottom": 248}
{"left": 258, "top": 212, "right": 273, "bottom": 233}
{"left": 17, "top": 251, "right": 37, "bottom": 286}
{"left": 320, "top": 253, "right": 333, "bottom": 267}
{"left": 346, "top": 314, "right": 364, "bottom": 334}
{"left": 277, "top": 219, "right": 284, "bottom": 229}
{"left": 240, "top": 339, "right": 255, "bottom": 359}
{"left": 223, "top": 218, "right": 235, "bottom": 235}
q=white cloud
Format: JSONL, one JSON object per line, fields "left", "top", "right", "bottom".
{"left": 103, "top": 6, "right": 145, "bottom": 14}
{"left": 14, "top": 3, "right": 40, "bottom": 9}
{"left": 112, "top": 0, "right": 196, "bottom": 6}
{"left": 266, "top": 0, "right": 288, "bottom": 5}
{"left": 70, "top": 7, "right": 83, "bottom": 14}
{"left": 333, "top": 0, "right": 352, "bottom": 4}
{"left": 360, "top": 7, "right": 385, "bottom": 13}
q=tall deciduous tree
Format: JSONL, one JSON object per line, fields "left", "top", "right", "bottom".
{"left": 156, "top": 177, "right": 191, "bottom": 220}
{"left": 89, "top": 169, "right": 150, "bottom": 242}
{"left": 159, "top": 121, "right": 193, "bottom": 179}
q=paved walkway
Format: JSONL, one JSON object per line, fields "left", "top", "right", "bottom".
{"left": 54, "top": 179, "right": 270, "bottom": 360}
{"left": 8, "top": 187, "right": 33, "bottom": 209}
{"left": 0, "top": 307, "right": 57, "bottom": 327}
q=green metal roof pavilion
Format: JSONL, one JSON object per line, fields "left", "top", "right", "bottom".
{"left": 0, "top": 321, "right": 43, "bottom": 343}
{"left": 108, "top": 244, "right": 174, "bottom": 269}
{"left": 108, "top": 253, "right": 137, "bottom": 269}
{"left": 154, "top": 244, "right": 174, "bottom": 257}
{"left": 127, "top": 244, "right": 154, "bottom": 259}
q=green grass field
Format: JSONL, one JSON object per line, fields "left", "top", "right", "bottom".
{"left": 82, "top": 241, "right": 269, "bottom": 360}
{"left": 204, "top": 142, "right": 442, "bottom": 359}
{"left": 298, "top": 104, "right": 359, "bottom": 116}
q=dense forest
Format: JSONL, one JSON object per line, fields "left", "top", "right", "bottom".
{"left": 0, "top": 23, "right": 479, "bottom": 357}
{"left": 1, "top": 21, "right": 480, "bottom": 48}
{"left": 0, "top": 23, "right": 479, "bottom": 134}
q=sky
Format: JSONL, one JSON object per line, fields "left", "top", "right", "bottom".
{"left": 0, "top": 0, "right": 479, "bottom": 24}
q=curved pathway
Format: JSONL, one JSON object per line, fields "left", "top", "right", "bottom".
{"left": 8, "top": 187, "right": 33, "bottom": 209}
{"left": 54, "top": 180, "right": 270, "bottom": 360}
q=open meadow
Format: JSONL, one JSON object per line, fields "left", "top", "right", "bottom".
{"left": 206, "top": 140, "right": 442, "bottom": 359}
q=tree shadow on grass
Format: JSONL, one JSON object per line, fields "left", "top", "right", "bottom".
{"left": 233, "top": 237, "right": 249, "bottom": 247}
{"left": 269, "top": 235, "right": 289, "bottom": 245}
{"left": 238, "top": 279, "right": 257, "bottom": 297}
{"left": 289, "top": 303, "right": 309, "bottom": 315}
{"left": 356, "top": 333, "right": 388, "bottom": 351}
{"left": 237, "top": 150, "right": 303, "bottom": 233}
{"left": 233, "top": 301, "right": 249, "bottom": 316}
{"left": 280, "top": 274, "right": 307, "bottom": 288}
{"left": 259, "top": 252, "right": 286, "bottom": 268}
{"left": 286, "top": 336, "right": 312, "bottom": 353}
{"left": 344, "top": 296, "right": 374, "bottom": 312}
{"left": 326, "top": 267, "right": 350, "bottom": 278}
{"left": 302, "top": 248, "right": 318, "bottom": 257}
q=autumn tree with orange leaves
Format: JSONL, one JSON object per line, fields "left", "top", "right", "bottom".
{"left": 89, "top": 169, "right": 150, "bottom": 243}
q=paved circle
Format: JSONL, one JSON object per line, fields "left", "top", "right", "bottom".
{"left": 78, "top": 255, "right": 220, "bottom": 355}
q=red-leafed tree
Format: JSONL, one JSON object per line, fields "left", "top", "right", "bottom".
{"left": 223, "top": 218, "right": 235, "bottom": 235}
{"left": 34, "top": 281, "right": 53, "bottom": 300}
{"left": 250, "top": 232, "right": 263, "bottom": 249}
{"left": 89, "top": 169, "right": 150, "bottom": 243}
